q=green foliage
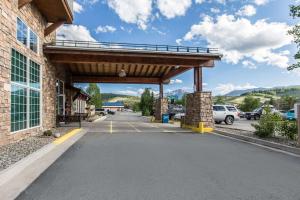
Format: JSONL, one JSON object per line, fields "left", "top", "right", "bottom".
{"left": 276, "top": 120, "right": 298, "bottom": 140}
{"left": 140, "top": 88, "right": 154, "bottom": 116}
{"left": 43, "top": 130, "right": 52, "bottom": 136}
{"left": 132, "top": 102, "right": 141, "bottom": 112}
{"left": 86, "top": 83, "right": 102, "bottom": 108}
{"left": 214, "top": 96, "right": 226, "bottom": 104}
{"left": 288, "top": 4, "right": 300, "bottom": 70}
{"left": 252, "top": 107, "right": 282, "bottom": 138}
{"left": 175, "top": 94, "right": 187, "bottom": 106}
{"left": 277, "top": 96, "right": 297, "bottom": 111}
{"left": 239, "top": 96, "right": 260, "bottom": 112}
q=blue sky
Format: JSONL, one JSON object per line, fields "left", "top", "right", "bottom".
{"left": 58, "top": 0, "right": 300, "bottom": 96}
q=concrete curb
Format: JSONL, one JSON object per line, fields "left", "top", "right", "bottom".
{"left": 214, "top": 129, "right": 300, "bottom": 156}
{"left": 0, "top": 128, "right": 87, "bottom": 200}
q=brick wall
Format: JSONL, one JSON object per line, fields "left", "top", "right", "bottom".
{"left": 185, "top": 92, "right": 214, "bottom": 128}
{"left": 0, "top": 0, "right": 60, "bottom": 145}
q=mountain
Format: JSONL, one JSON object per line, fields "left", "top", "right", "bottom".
{"left": 101, "top": 93, "right": 140, "bottom": 108}
{"left": 166, "top": 89, "right": 188, "bottom": 100}
{"left": 224, "top": 85, "right": 300, "bottom": 97}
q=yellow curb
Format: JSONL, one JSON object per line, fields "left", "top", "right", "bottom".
{"left": 53, "top": 128, "right": 82, "bottom": 145}
{"left": 181, "top": 122, "right": 214, "bottom": 134}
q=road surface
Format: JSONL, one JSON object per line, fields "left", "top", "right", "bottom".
{"left": 17, "top": 112, "right": 300, "bottom": 200}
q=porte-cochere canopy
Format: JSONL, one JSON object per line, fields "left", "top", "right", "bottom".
{"left": 44, "top": 40, "right": 222, "bottom": 84}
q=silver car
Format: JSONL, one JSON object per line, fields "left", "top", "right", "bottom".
{"left": 213, "top": 105, "right": 240, "bottom": 125}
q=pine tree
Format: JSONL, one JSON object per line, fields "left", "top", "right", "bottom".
{"left": 288, "top": 4, "right": 300, "bottom": 70}
{"left": 86, "top": 83, "right": 102, "bottom": 108}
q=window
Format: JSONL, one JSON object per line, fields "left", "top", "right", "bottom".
{"left": 56, "top": 80, "right": 65, "bottom": 115}
{"left": 17, "top": 17, "right": 38, "bottom": 53}
{"left": 17, "top": 18, "right": 28, "bottom": 46}
{"left": 226, "top": 106, "right": 237, "bottom": 112}
{"left": 213, "top": 106, "right": 226, "bottom": 111}
{"left": 29, "top": 30, "right": 38, "bottom": 53}
{"left": 11, "top": 49, "right": 41, "bottom": 132}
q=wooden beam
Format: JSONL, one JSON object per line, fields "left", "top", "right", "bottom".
{"left": 162, "top": 66, "right": 192, "bottom": 81}
{"left": 194, "top": 67, "right": 202, "bottom": 92}
{"left": 48, "top": 54, "right": 213, "bottom": 67}
{"left": 44, "top": 21, "right": 64, "bottom": 36}
{"left": 72, "top": 76, "right": 161, "bottom": 84}
{"left": 18, "top": 0, "right": 32, "bottom": 9}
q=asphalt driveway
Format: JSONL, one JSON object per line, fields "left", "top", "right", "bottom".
{"left": 17, "top": 112, "right": 300, "bottom": 200}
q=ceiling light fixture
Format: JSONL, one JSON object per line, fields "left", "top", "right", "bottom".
{"left": 119, "top": 69, "right": 126, "bottom": 77}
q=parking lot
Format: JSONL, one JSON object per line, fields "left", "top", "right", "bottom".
{"left": 17, "top": 112, "right": 300, "bottom": 200}
{"left": 216, "top": 118, "right": 257, "bottom": 132}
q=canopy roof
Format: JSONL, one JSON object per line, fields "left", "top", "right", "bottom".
{"left": 44, "top": 40, "right": 222, "bottom": 84}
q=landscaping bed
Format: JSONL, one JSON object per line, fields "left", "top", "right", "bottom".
{"left": 0, "top": 127, "right": 74, "bottom": 171}
{"left": 215, "top": 126, "right": 299, "bottom": 148}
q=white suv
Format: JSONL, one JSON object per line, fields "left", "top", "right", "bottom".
{"left": 213, "top": 105, "right": 240, "bottom": 125}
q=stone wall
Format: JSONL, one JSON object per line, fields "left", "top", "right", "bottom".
{"left": 184, "top": 92, "right": 214, "bottom": 128}
{"left": 154, "top": 98, "right": 168, "bottom": 120}
{"left": 0, "top": 1, "right": 58, "bottom": 145}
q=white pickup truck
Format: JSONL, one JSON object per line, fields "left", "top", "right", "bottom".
{"left": 213, "top": 105, "right": 240, "bottom": 125}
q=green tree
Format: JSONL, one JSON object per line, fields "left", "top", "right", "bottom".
{"left": 239, "top": 96, "right": 260, "bottom": 112}
{"left": 214, "top": 96, "right": 226, "bottom": 104}
{"left": 140, "top": 88, "right": 153, "bottom": 116}
{"left": 86, "top": 83, "right": 102, "bottom": 108}
{"left": 288, "top": 4, "right": 300, "bottom": 70}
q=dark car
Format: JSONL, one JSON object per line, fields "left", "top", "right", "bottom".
{"left": 245, "top": 108, "right": 263, "bottom": 120}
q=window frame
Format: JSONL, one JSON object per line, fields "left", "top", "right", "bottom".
{"left": 16, "top": 17, "right": 39, "bottom": 54}
{"left": 10, "top": 49, "right": 42, "bottom": 134}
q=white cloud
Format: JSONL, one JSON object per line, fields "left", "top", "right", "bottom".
{"left": 242, "top": 60, "right": 257, "bottom": 69}
{"left": 210, "top": 8, "right": 220, "bottom": 14}
{"left": 254, "top": 0, "right": 268, "bottom": 6}
{"left": 106, "top": 0, "right": 152, "bottom": 30}
{"left": 170, "top": 79, "right": 183, "bottom": 84}
{"left": 236, "top": 5, "right": 256, "bottom": 17}
{"left": 57, "top": 25, "right": 96, "bottom": 41}
{"left": 95, "top": 25, "right": 117, "bottom": 33}
{"left": 215, "top": 83, "right": 257, "bottom": 95}
{"left": 175, "top": 39, "right": 182, "bottom": 45}
{"left": 74, "top": 1, "right": 84, "bottom": 13}
{"left": 195, "top": 0, "right": 205, "bottom": 4}
{"left": 183, "top": 14, "right": 292, "bottom": 69}
{"left": 157, "top": 0, "right": 192, "bottom": 19}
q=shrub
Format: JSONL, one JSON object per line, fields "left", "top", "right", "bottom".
{"left": 276, "top": 120, "right": 298, "bottom": 140}
{"left": 43, "top": 130, "right": 52, "bottom": 136}
{"left": 252, "top": 108, "right": 282, "bottom": 138}
{"left": 143, "top": 109, "right": 150, "bottom": 116}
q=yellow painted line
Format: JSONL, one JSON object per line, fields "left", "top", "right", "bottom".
{"left": 110, "top": 121, "right": 113, "bottom": 134}
{"left": 53, "top": 128, "right": 82, "bottom": 145}
{"left": 127, "top": 122, "right": 141, "bottom": 132}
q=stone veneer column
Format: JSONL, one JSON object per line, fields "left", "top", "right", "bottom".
{"left": 155, "top": 98, "right": 168, "bottom": 121}
{"left": 184, "top": 92, "right": 214, "bottom": 129}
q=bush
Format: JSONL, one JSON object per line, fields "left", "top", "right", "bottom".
{"left": 43, "top": 130, "right": 52, "bottom": 136}
{"left": 276, "top": 120, "right": 298, "bottom": 140}
{"left": 252, "top": 108, "right": 282, "bottom": 138}
{"left": 143, "top": 109, "right": 150, "bottom": 116}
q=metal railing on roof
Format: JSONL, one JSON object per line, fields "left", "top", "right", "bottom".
{"left": 45, "top": 40, "right": 219, "bottom": 54}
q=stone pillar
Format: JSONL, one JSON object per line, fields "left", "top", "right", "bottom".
{"left": 155, "top": 98, "right": 168, "bottom": 121}
{"left": 184, "top": 92, "right": 214, "bottom": 129}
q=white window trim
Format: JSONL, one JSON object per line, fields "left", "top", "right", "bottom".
{"left": 16, "top": 17, "right": 39, "bottom": 55}
{"left": 10, "top": 49, "right": 42, "bottom": 134}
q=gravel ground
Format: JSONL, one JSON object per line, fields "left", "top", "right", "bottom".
{"left": 215, "top": 126, "right": 299, "bottom": 147}
{"left": 0, "top": 127, "right": 74, "bottom": 171}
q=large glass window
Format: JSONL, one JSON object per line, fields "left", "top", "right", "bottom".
{"left": 17, "top": 18, "right": 28, "bottom": 46}
{"left": 11, "top": 49, "right": 41, "bottom": 132}
{"left": 11, "top": 49, "right": 27, "bottom": 85}
{"left": 11, "top": 85, "right": 27, "bottom": 132}
{"left": 17, "top": 17, "right": 38, "bottom": 53}
{"left": 29, "top": 30, "right": 38, "bottom": 53}
{"left": 30, "top": 90, "right": 40, "bottom": 127}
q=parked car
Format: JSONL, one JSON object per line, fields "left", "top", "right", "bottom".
{"left": 174, "top": 113, "right": 185, "bottom": 120}
{"left": 245, "top": 105, "right": 280, "bottom": 120}
{"left": 213, "top": 105, "right": 240, "bottom": 125}
{"left": 108, "top": 110, "right": 116, "bottom": 115}
{"left": 95, "top": 108, "right": 107, "bottom": 116}
{"left": 285, "top": 109, "right": 296, "bottom": 120}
